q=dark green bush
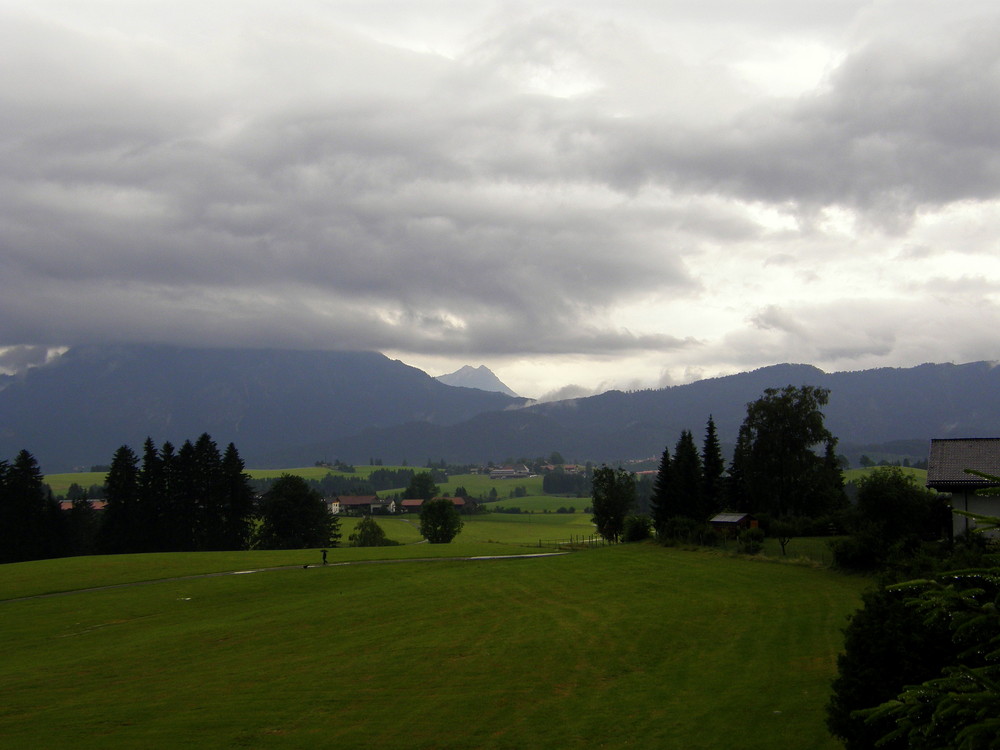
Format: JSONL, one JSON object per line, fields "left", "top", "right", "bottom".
{"left": 622, "top": 514, "right": 653, "bottom": 542}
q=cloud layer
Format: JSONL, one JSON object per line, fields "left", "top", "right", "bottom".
{"left": 2, "top": 1, "right": 999, "bottom": 396}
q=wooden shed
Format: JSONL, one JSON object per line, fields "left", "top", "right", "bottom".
{"left": 709, "top": 512, "right": 757, "bottom": 535}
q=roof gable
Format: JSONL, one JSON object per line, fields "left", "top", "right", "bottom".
{"left": 927, "top": 438, "right": 1000, "bottom": 489}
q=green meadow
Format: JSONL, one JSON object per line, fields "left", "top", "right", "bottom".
{"left": 1, "top": 532, "right": 867, "bottom": 750}
{"left": 842, "top": 466, "right": 927, "bottom": 484}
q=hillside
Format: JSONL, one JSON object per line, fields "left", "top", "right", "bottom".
{"left": 0, "top": 345, "right": 525, "bottom": 472}
{"left": 5, "top": 346, "right": 1000, "bottom": 470}
{"left": 281, "top": 362, "right": 1000, "bottom": 465}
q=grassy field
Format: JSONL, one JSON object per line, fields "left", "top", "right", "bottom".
{"left": 43, "top": 467, "right": 553, "bottom": 499}
{"left": 0, "top": 536, "right": 868, "bottom": 749}
{"left": 438, "top": 472, "right": 545, "bottom": 498}
{"left": 842, "top": 466, "right": 927, "bottom": 484}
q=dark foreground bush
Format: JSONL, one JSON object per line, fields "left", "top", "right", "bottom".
{"left": 737, "top": 527, "right": 764, "bottom": 554}
{"left": 622, "top": 514, "right": 652, "bottom": 542}
{"left": 659, "top": 517, "right": 721, "bottom": 547}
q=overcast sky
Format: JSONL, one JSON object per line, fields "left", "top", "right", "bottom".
{"left": 2, "top": 1, "right": 1000, "bottom": 399}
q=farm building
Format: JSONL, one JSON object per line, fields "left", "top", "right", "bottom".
{"left": 489, "top": 465, "right": 531, "bottom": 480}
{"left": 926, "top": 437, "right": 1000, "bottom": 536}
{"left": 333, "top": 495, "right": 396, "bottom": 515}
{"left": 709, "top": 512, "right": 757, "bottom": 536}
{"left": 401, "top": 497, "right": 467, "bottom": 513}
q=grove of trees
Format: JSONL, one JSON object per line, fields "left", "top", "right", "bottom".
{"left": 98, "top": 434, "right": 257, "bottom": 554}
{"left": 650, "top": 417, "right": 726, "bottom": 534}
{"left": 0, "top": 435, "right": 345, "bottom": 561}
{"left": 0, "top": 450, "right": 66, "bottom": 563}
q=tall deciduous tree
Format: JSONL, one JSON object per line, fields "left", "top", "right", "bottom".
{"left": 590, "top": 466, "right": 635, "bottom": 543}
{"left": 418, "top": 498, "right": 463, "bottom": 543}
{"left": 730, "top": 385, "right": 845, "bottom": 517}
{"left": 256, "top": 474, "right": 340, "bottom": 550}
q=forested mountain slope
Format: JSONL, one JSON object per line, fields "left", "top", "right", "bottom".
{"left": 0, "top": 345, "right": 524, "bottom": 471}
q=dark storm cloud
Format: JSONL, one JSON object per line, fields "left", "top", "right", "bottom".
{"left": 1, "top": 1, "right": 999, "bottom": 388}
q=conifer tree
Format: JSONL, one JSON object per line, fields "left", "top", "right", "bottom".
{"left": 138, "top": 437, "right": 165, "bottom": 551}
{"left": 0, "top": 450, "right": 54, "bottom": 562}
{"left": 99, "top": 445, "right": 141, "bottom": 553}
{"left": 701, "top": 415, "right": 725, "bottom": 516}
{"left": 192, "top": 433, "right": 224, "bottom": 549}
{"left": 673, "top": 430, "right": 705, "bottom": 521}
{"left": 158, "top": 440, "right": 188, "bottom": 551}
{"left": 649, "top": 445, "right": 673, "bottom": 534}
{"left": 220, "top": 442, "right": 254, "bottom": 550}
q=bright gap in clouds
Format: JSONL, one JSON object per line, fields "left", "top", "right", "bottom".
{"left": 733, "top": 38, "right": 844, "bottom": 97}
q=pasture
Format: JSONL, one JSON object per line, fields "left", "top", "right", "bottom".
{"left": 0, "top": 540, "right": 867, "bottom": 749}
{"left": 842, "top": 466, "right": 927, "bottom": 485}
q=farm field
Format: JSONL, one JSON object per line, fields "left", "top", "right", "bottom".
{"left": 438, "top": 472, "right": 545, "bottom": 498}
{"left": 0, "top": 541, "right": 868, "bottom": 749}
{"left": 43, "top": 467, "right": 553, "bottom": 499}
{"left": 842, "top": 466, "right": 927, "bottom": 484}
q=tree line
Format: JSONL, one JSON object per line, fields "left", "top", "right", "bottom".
{"left": 0, "top": 434, "right": 341, "bottom": 563}
{"left": 250, "top": 467, "right": 416, "bottom": 499}
{"left": 591, "top": 386, "right": 848, "bottom": 546}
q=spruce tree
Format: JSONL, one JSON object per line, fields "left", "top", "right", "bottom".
{"left": 158, "top": 441, "right": 188, "bottom": 551}
{"left": 649, "top": 445, "right": 673, "bottom": 534}
{"left": 701, "top": 415, "right": 725, "bottom": 516}
{"left": 220, "top": 442, "right": 254, "bottom": 550}
{"left": 171, "top": 440, "right": 199, "bottom": 551}
{"left": 192, "top": 433, "right": 224, "bottom": 550}
{"left": 98, "top": 445, "right": 141, "bottom": 553}
{"left": 673, "top": 430, "right": 705, "bottom": 521}
{"left": 0, "top": 450, "right": 52, "bottom": 563}
{"left": 138, "top": 437, "right": 165, "bottom": 551}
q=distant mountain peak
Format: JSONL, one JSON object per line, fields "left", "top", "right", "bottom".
{"left": 436, "top": 365, "right": 519, "bottom": 397}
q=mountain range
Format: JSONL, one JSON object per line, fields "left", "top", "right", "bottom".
{"left": 0, "top": 345, "right": 525, "bottom": 472}
{"left": 2, "top": 345, "right": 999, "bottom": 472}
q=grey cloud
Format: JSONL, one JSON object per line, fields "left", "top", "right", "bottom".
{"left": 0, "top": 345, "right": 54, "bottom": 375}
{"left": 623, "top": 18, "right": 1000, "bottom": 222}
